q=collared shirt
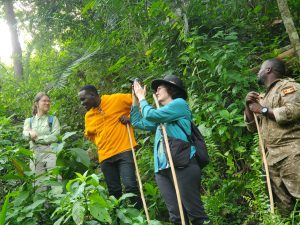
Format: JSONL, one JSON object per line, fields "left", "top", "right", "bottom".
{"left": 130, "top": 98, "right": 196, "bottom": 173}
{"left": 245, "top": 78, "right": 300, "bottom": 165}
{"left": 23, "top": 115, "right": 60, "bottom": 149}
{"left": 84, "top": 93, "right": 137, "bottom": 162}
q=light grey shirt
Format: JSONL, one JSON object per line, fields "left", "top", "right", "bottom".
{"left": 23, "top": 115, "right": 60, "bottom": 149}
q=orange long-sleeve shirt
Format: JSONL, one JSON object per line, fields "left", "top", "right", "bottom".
{"left": 84, "top": 93, "right": 137, "bottom": 162}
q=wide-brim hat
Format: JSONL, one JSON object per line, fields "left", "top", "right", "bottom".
{"left": 151, "top": 75, "right": 187, "bottom": 99}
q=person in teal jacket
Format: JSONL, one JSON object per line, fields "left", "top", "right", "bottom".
{"left": 131, "top": 75, "right": 211, "bottom": 225}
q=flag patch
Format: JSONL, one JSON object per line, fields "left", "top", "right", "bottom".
{"left": 282, "top": 86, "right": 296, "bottom": 96}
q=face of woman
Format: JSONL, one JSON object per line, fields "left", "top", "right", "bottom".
{"left": 156, "top": 85, "right": 172, "bottom": 105}
{"left": 37, "top": 96, "right": 51, "bottom": 115}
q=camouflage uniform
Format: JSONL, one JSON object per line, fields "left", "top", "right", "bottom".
{"left": 246, "top": 78, "right": 300, "bottom": 213}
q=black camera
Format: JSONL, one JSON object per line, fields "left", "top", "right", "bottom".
{"left": 128, "top": 78, "right": 142, "bottom": 84}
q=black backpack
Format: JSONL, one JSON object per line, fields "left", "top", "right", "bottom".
{"left": 177, "top": 121, "right": 210, "bottom": 168}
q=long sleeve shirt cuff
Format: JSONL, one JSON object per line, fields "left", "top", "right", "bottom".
{"left": 139, "top": 99, "right": 148, "bottom": 107}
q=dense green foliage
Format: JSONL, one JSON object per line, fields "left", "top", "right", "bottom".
{"left": 0, "top": 0, "right": 300, "bottom": 224}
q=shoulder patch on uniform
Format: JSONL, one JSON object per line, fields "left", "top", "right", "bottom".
{"left": 282, "top": 86, "right": 296, "bottom": 96}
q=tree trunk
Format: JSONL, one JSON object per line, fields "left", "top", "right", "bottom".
{"left": 276, "top": 0, "right": 300, "bottom": 63}
{"left": 3, "top": 0, "right": 23, "bottom": 80}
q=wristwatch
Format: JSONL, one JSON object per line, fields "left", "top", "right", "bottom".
{"left": 261, "top": 107, "right": 268, "bottom": 115}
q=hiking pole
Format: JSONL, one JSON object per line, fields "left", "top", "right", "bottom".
{"left": 126, "top": 123, "right": 150, "bottom": 223}
{"left": 253, "top": 113, "right": 275, "bottom": 214}
{"left": 153, "top": 94, "right": 186, "bottom": 225}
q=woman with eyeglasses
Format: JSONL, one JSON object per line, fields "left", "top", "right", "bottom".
{"left": 131, "top": 75, "right": 212, "bottom": 225}
{"left": 23, "top": 92, "right": 60, "bottom": 190}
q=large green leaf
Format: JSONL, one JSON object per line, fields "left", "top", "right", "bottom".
{"left": 22, "top": 199, "right": 45, "bottom": 212}
{"left": 116, "top": 209, "right": 132, "bottom": 224}
{"left": 86, "top": 174, "right": 100, "bottom": 187}
{"left": 89, "top": 203, "right": 111, "bottom": 224}
{"left": 72, "top": 202, "right": 85, "bottom": 225}
{"left": 53, "top": 216, "right": 65, "bottom": 225}
{"left": 219, "top": 110, "right": 231, "bottom": 120}
{"left": 16, "top": 148, "right": 32, "bottom": 157}
{"left": 69, "top": 148, "right": 90, "bottom": 167}
{"left": 12, "top": 191, "right": 30, "bottom": 206}
{"left": 66, "top": 178, "right": 80, "bottom": 192}
{"left": 51, "top": 142, "right": 65, "bottom": 153}
{"left": 73, "top": 183, "right": 86, "bottom": 198}
{"left": 118, "top": 193, "right": 136, "bottom": 202}
{"left": 62, "top": 131, "right": 77, "bottom": 141}
{"left": 89, "top": 193, "right": 109, "bottom": 208}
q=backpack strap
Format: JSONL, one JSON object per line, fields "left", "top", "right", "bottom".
{"left": 175, "top": 121, "right": 193, "bottom": 144}
{"left": 48, "top": 116, "right": 54, "bottom": 132}
{"left": 29, "top": 117, "right": 33, "bottom": 129}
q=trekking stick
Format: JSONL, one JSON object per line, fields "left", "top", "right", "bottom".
{"left": 126, "top": 124, "right": 150, "bottom": 223}
{"left": 253, "top": 113, "right": 275, "bottom": 214}
{"left": 153, "top": 94, "right": 186, "bottom": 225}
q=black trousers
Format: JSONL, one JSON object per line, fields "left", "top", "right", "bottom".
{"left": 155, "top": 158, "right": 212, "bottom": 225}
{"left": 100, "top": 150, "right": 142, "bottom": 209}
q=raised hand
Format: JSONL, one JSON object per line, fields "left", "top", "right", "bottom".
{"left": 133, "top": 80, "right": 146, "bottom": 101}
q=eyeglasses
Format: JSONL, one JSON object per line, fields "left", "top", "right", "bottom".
{"left": 40, "top": 100, "right": 51, "bottom": 103}
{"left": 156, "top": 86, "right": 166, "bottom": 92}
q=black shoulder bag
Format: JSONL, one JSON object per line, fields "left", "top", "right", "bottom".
{"left": 176, "top": 122, "right": 210, "bottom": 168}
{"left": 160, "top": 126, "right": 191, "bottom": 168}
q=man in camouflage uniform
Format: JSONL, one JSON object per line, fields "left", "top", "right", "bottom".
{"left": 244, "top": 58, "right": 300, "bottom": 215}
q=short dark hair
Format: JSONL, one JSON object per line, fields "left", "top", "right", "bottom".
{"left": 268, "top": 58, "right": 286, "bottom": 77}
{"left": 80, "top": 85, "right": 99, "bottom": 96}
{"left": 164, "top": 83, "right": 187, "bottom": 100}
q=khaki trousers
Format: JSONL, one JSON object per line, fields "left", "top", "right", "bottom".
{"left": 30, "top": 145, "right": 58, "bottom": 192}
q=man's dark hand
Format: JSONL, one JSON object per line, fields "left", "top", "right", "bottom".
{"left": 119, "top": 115, "right": 131, "bottom": 125}
{"left": 249, "top": 102, "right": 263, "bottom": 114}
{"left": 245, "top": 91, "right": 260, "bottom": 106}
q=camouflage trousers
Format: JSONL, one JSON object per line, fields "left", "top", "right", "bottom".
{"left": 269, "top": 154, "right": 300, "bottom": 215}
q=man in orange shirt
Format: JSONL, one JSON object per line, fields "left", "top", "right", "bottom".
{"left": 78, "top": 85, "right": 142, "bottom": 209}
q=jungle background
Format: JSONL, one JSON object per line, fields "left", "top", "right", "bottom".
{"left": 0, "top": 0, "right": 300, "bottom": 224}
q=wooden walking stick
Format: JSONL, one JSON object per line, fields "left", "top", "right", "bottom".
{"left": 126, "top": 123, "right": 150, "bottom": 223}
{"left": 253, "top": 113, "right": 275, "bottom": 214}
{"left": 153, "top": 94, "right": 186, "bottom": 225}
